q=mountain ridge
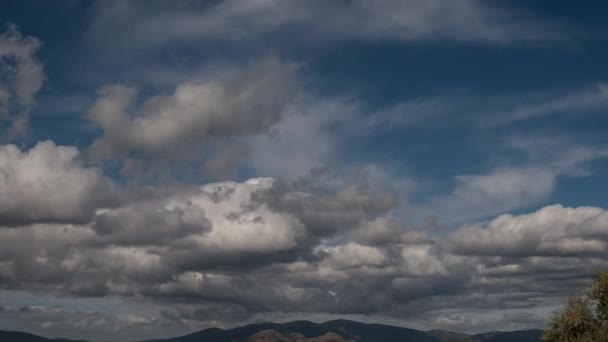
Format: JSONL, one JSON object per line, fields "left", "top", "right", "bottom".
{"left": 0, "top": 319, "right": 544, "bottom": 342}
{"left": 142, "top": 319, "right": 542, "bottom": 342}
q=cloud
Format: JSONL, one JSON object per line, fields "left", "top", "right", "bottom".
{"left": 248, "top": 98, "right": 357, "bottom": 180}
{"left": 261, "top": 179, "right": 397, "bottom": 239}
{"left": 431, "top": 167, "right": 556, "bottom": 222}
{"left": 489, "top": 83, "right": 608, "bottom": 126}
{"left": 317, "top": 243, "right": 388, "bottom": 269}
{"left": 87, "top": 0, "right": 561, "bottom": 54}
{"left": 0, "top": 141, "right": 117, "bottom": 226}
{"left": 505, "top": 135, "right": 608, "bottom": 174}
{"left": 0, "top": 174, "right": 395, "bottom": 289}
{"left": 91, "top": 199, "right": 211, "bottom": 247}
{"left": 0, "top": 301, "right": 178, "bottom": 342}
{"left": 347, "top": 83, "right": 608, "bottom": 132}
{"left": 170, "top": 178, "right": 306, "bottom": 256}
{"left": 201, "top": 144, "right": 249, "bottom": 180}
{"left": 87, "top": 57, "right": 297, "bottom": 159}
{"left": 423, "top": 137, "right": 608, "bottom": 224}
{"left": 446, "top": 204, "right": 608, "bottom": 257}
{"left": 83, "top": 61, "right": 366, "bottom": 182}
{"left": 1, "top": 195, "right": 607, "bottom": 337}
{"left": 0, "top": 24, "right": 45, "bottom": 138}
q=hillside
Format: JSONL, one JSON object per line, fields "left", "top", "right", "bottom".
{"left": 144, "top": 320, "right": 543, "bottom": 342}
{"left": 0, "top": 330, "right": 83, "bottom": 342}
{"left": 0, "top": 320, "right": 543, "bottom": 342}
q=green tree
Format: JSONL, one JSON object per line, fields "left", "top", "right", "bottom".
{"left": 543, "top": 271, "right": 608, "bottom": 342}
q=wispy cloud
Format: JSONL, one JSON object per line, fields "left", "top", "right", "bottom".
{"left": 485, "top": 83, "right": 608, "bottom": 126}
{"left": 0, "top": 24, "right": 44, "bottom": 139}
{"left": 87, "top": 0, "right": 564, "bottom": 53}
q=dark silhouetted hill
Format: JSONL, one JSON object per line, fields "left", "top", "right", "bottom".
{"left": 143, "top": 320, "right": 543, "bottom": 342}
{"left": 0, "top": 320, "right": 543, "bottom": 342}
{"left": 0, "top": 330, "right": 84, "bottom": 342}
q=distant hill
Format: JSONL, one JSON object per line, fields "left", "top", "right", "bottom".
{"left": 0, "top": 320, "right": 543, "bottom": 342}
{"left": 247, "top": 329, "right": 353, "bottom": 341}
{"left": 472, "top": 330, "right": 543, "bottom": 342}
{"left": 0, "top": 330, "right": 50, "bottom": 342}
{"left": 143, "top": 319, "right": 543, "bottom": 342}
{"left": 0, "top": 330, "right": 83, "bottom": 342}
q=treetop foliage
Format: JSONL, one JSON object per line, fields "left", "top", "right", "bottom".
{"left": 543, "top": 271, "right": 608, "bottom": 342}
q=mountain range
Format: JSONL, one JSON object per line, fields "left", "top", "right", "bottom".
{"left": 0, "top": 320, "right": 543, "bottom": 342}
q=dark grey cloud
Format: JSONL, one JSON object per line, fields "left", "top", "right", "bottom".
{"left": 259, "top": 180, "right": 398, "bottom": 238}
{"left": 91, "top": 199, "right": 211, "bottom": 247}
{"left": 201, "top": 143, "right": 250, "bottom": 180}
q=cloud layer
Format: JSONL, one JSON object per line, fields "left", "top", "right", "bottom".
{"left": 0, "top": 166, "right": 606, "bottom": 336}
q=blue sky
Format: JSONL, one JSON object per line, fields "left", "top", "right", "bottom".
{"left": 0, "top": 1, "right": 608, "bottom": 341}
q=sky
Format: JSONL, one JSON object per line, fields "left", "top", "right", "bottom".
{"left": 0, "top": 0, "right": 608, "bottom": 341}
